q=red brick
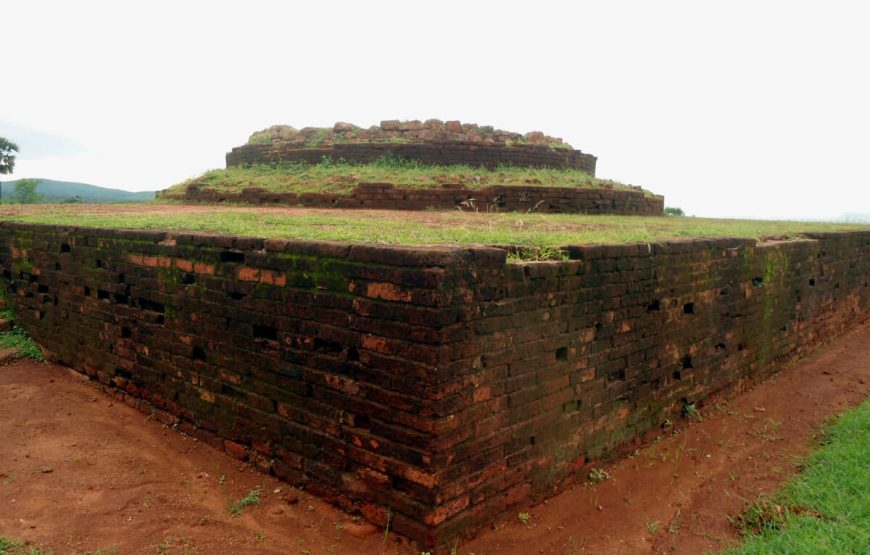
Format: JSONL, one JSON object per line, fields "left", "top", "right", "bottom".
{"left": 193, "top": 261, "right": 215, "bottom": 275}
{"left": 224, "top": 440, "right": 247, "bottom": 460}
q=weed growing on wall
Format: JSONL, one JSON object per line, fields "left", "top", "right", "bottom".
{"left": 506, "top": 245, "right": 570, "bottom": 262}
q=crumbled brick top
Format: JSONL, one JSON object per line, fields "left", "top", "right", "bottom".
{"left": 247, "top": 120, "right": 572, "bottom": 149}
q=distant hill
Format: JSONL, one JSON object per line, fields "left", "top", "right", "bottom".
{"left": 839, "top": 213, "right": 870, "bottom": 223}
{"left": 0, "top": 179, "right": 155, "bottom": 203}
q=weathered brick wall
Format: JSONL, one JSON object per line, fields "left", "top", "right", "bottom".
{"left": 0, "top": 223, "right": 494, "bottom": 543}
{"left": 160, "top": 183, "right": 664, "bottom": 215}
{"left": 428, "top": 234, "right": 870, "bottom": 539}
{"left": 2, "top": 223, "right": 869, "bottom": 548}
{"left": 226, "top": 141, "right": 598, "bottom": 174}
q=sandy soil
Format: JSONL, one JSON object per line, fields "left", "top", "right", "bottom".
{"left": 1, "top": 324, "right": 869, "bottom": 554}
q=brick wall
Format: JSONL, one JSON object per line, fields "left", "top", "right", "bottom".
{"left": 0, "top": 223, "right": 485, "bottom": 544}
{"left": 226, "top": 142, "right": 598, "bottom": 174}
{"left": 429, "top": 234, "right": 870, "bottom": 539}
{"left": 160, "top": 183, "right": 664, "bottom": 216}
{"left": 2, "top": 223, "right": 869, "bottom": 548}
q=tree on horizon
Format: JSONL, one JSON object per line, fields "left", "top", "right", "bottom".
{"left": 0, "top": 137, "right": 20, "bottom": 203}
{"left": 12, "top": 178, "right": 43, "bottom": 204}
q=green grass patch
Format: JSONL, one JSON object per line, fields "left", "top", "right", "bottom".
{"left": 0, "top": 308, "right": 45, "bottom": 361}
{"left": 0, "top": 326, "right": 45, "bottom": 361}
{"left": 0, "top": 537, "right": 115, "bottom": 555}
{"left": 721, "top": 398, "right": 870, "bottom": 554}
{"left": 163, "top": 157, "right": 649, "bottom": 197}
{"left": 4, "top": 209, "right": 870, "bottom": 254}
{"left": 0, "top": 536, "right": 47, "bottom": 554}
{"left": 228, "top": 487, "right": 261, "bottom": 516}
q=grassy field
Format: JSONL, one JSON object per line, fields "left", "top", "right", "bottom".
{"left": 163, "top": 157, "right": 652, "bottom": 196}
{"left": 722, "top": 398, "right": 870, "bottom": 554}
{"left": 3, "top": 207, "right": 870, "bottom": 255}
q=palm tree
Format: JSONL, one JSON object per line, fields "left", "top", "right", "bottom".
{"left": 0, "top": 137, "right": 20, "bottom": 203}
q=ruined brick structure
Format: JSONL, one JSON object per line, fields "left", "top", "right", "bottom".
{"left": 160, "top": 182, "right": 663, "bottom": 215}
{"left": 2, "top": 223, "right": 869, "bottom": 547}
{"left": 249, "top": 120, "right": 571, "bottom": 149}
{"left": 170, "top": 121, "right": 668, "bottom": 215}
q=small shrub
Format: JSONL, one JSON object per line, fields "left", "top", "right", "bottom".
{"left": 506, "top": 246, "right": 570, "bottom": 262}
{"left": 247, "top": 131, "right": 272, "bottom": 145}
{"left": 682, "top": 402, "right": 703, "bottom": 422}
{"left": 228, "top": 487, "right": 261, "bottom": 516}
{"left": 728, "top": 496, "right": 788, "bottom": 535}
{"left": 588, "top": 467, "right": 612, "bottom": 484}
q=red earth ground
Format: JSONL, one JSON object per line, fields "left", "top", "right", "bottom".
{"left": 1, "top": 323, "right": 869, "bottom": 554}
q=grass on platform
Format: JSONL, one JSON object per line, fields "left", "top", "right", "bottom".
{"left": 721, "top": 398, "right": 870, "bottom": 554}
{"left": 3, "top": 208, "right": 870, "bottom": 255}
{"left": 164, "top": 157, "right": 651, "bottom": 196}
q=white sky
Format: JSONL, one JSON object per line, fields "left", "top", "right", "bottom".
{"left": 2, "top": 0, "right": 868, "bottom": 220}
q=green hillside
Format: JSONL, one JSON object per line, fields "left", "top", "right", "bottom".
{"left": 0, "top": 179, "right": 155, "bottom": 203}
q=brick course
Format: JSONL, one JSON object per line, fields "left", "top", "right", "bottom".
{"left": 2, "top": 223, "right": 869, "bottom": 547}
{"left": 159, "top": 182, "right": 664, "bottom": 215}
{"left": 226, "top": 141, "right": 597, "bottom": 174}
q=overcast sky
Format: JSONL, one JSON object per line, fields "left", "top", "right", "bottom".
{"left": 2, "top": 0, "right": 868, "bottom": 219}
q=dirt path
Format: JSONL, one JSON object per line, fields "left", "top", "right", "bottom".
{"left": 1, "top": 324, "right": 869, "bottom": 554}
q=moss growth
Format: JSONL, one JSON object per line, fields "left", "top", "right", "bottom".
{"left": 248, "top": 130, "right": 273, "bottom": 145}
